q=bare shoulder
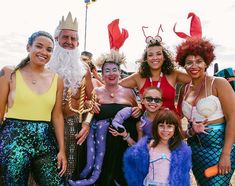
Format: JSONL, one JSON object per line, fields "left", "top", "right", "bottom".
{"left": 0, "top": 66, "right": 15, "bottom": 79}
{"left": 213, "top": 76, "right": 230, "bottom": 87}
{"left": 94, "top": 86, "right": 105, "bottom": 95}
{"left": 57, "top": 75, "right": 64, "bottom": 85}
{"left": 172, "top": 68, "right": 191, "bottom": 84}
{"left": 212, "top": 76, "right": 234, "bottom": 95}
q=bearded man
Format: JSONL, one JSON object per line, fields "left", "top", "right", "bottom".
{"left": 47, "top": 12, "right": 95, "bottom": 182}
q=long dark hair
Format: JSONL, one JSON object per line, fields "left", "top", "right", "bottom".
{"left": 11, "top": 31, "right": 54, "bottom": 76}
{"left": 151, "top": 108, "right": 183, "bottom": 151}
{"left": 138, "top": 42, "right": 174, "bottom": 78}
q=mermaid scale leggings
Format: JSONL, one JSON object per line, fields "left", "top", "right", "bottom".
{"left": 0, "top": 118, "right": 65, "bottom": 186}
{"left": 188, "top": 123, "right": 235, "bottom": 186}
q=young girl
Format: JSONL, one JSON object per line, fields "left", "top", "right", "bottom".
{"left": 123, "top": 109, "right": 192, "bottom": 186}
{"left": 109, "top": 87, "right": 163, "bottom": 146}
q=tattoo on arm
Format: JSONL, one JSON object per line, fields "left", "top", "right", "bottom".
{"left": 0, "top": 69, "right": 5, "bottom": 77}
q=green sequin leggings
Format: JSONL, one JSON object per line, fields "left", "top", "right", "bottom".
{"left": 0, "top": 118, "right": 65, "bottom": 186}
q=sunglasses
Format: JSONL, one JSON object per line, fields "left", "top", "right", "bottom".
{"left": 143, "top": 96, "right": 162, "bottom": 104}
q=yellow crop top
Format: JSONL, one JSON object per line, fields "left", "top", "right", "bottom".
{"left": 7, "top": 70, "right": 58, "bottom": 121}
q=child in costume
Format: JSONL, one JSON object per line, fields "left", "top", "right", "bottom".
{"left": 123, "top": 109, "right": 191, "bottom": 186}
{"left": 109, "top": 86, "right": 163, "bottom": 146}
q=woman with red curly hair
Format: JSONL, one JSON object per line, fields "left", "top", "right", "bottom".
{"left": 176, "top": 37, "right": 235, "bottom": 185}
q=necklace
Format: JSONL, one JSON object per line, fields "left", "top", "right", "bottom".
{"left": 32, "top": 80, "right": 37, "bottom": 84}
{"left": 110, "top": 93, "right": 115, "bottom": 98}
{"left": 105, "top": 86, "right": 119, "bottom": 98}
{"left": 186, "top": 74, "right": 206, "bottom": 121}
{"left": 149, "top": 72, "right": 163, "bottom": 88}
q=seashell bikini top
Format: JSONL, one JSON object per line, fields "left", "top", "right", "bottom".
{"left": 182, "top": 78, "right": 224, "bottom": 122}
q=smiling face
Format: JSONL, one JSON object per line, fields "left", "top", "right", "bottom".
{"left": 57, "top": 29, "right": 79, "bottom": 50}
{"left": 157, "top": 121, "right": 175, "bottom": 143}
{"left": 102, "top": 62, "right": 120, "bottom": 86}
{"left": 146, "top": 46, "right": 165, "bottom": 70}
{"left": 27, "top": 36, "right": 54, "bottom": 66}
{"left": 142, "top": 88, "right": 162, "bottom": 113}
{"left": 184, "top": 55, "right": 207, "bottom": 79}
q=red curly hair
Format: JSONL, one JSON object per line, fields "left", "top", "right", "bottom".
{"left": 176, "top": 37, "right": 215, "bottom": 67}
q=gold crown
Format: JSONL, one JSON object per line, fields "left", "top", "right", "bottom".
{"left": 58, "top": 12, "right": 78, "bottom": 31}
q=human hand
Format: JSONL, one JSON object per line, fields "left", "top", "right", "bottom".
{"left": 75, "top": 123, "right": 90, "bottom": 145}
{"left": 191, "top": 118, "right": 210, "bottom": 134}
{"left": 85, "top": 100, "right": 100, "bottom": 114}
{"left": 92, "top": 101, "right": 100, "bottom": 114}
{"left": 111, "top": 119, "right": 126, "bottom": 133}
{"left": 218, "top": 153, "right": 231, "bottom": 175}
{"left": 131, "top": 106, "right": 142, "bottom": 118}
{"left": 57, "top": 151, "right": 67, "bottom": 177}
{"left": 109, "top": 126, "right": 127, "bottom": 137}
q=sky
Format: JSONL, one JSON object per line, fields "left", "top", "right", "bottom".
{"left": 0, "top": 0, "right": 235, "bottom": 75}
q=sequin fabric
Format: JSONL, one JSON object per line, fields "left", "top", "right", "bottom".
{"left": 0, "top": 118, "right": 65, "bottom": 186}
{"left": 188, "top": 123, "right": 235, "bottom": 185}
{"left": 64, "top": 115, "right": 86, "bottom": 182}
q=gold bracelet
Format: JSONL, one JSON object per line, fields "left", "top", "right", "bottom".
{"left": 84, "top": 112, "right": 94, "bottom": 125}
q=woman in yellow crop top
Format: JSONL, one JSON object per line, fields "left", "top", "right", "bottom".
{"left": 0, "top": 31, "right": 67, "bottom": 185}
{"left": 176, "top": 37, "right": 235, "bottom": 185}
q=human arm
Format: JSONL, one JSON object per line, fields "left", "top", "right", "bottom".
{"left": 136, "top": 121, "right": 144, "bottom": 140}
{"left": 128, "top": 88, "right": 142, "bottom": 118}
{"left": 0, "top": 67, "right": 11, "bottom": 124}
{"left": 75, "top": 115, "right": 92, "bottom": 145}
{"left": 84, "top": 89, "right": 100, "bottom": 114}
{"left": 109, "top": 126, "right": 136, "bottom": 146}
{"left": 75, "top": 89, "right": 99, "bottom": 145}
{"left": 174, "top": 68, "right": 191, "bottom": 84}
{"left": 92, "top": 68, "right": 103, "bottom": 84}
{"left": 84, "top": 65, "right": 94, "bottom": 100}
{"left": 74, "top": 67, "right": 95, "bottom": 145}
{"left": 51, "top": 76, "right": 67, "bottom": 176}
{"left": 119, "top": 72, "right": 139, "bottom": 89}
{"left": 215, "top": 78, "right": 235, "bottom": 174}
{"left": 183, "top": 118, "right": 210, "bottom": 139}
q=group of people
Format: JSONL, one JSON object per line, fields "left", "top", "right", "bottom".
{"left": 0, "top": 11, "right": 234, "bottom": 186}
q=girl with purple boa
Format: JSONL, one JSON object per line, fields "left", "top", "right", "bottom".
{"left": 123, "top": 109, "right": 192, "bottom": 186}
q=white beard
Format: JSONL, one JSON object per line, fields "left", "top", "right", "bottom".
{"left": 47, "top": 42, "right": 86, "bottom": 95}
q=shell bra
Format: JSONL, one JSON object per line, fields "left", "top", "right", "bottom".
{"left": 182, "top": 78, "right": 224, "bottom": 121}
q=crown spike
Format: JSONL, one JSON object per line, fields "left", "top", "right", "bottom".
{"left": 57, "top": 12, "right": 78, "bottom": 31}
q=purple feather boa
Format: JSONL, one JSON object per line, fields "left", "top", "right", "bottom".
{"left": 123, "top": 137, "right": 192, "bottom": 186}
